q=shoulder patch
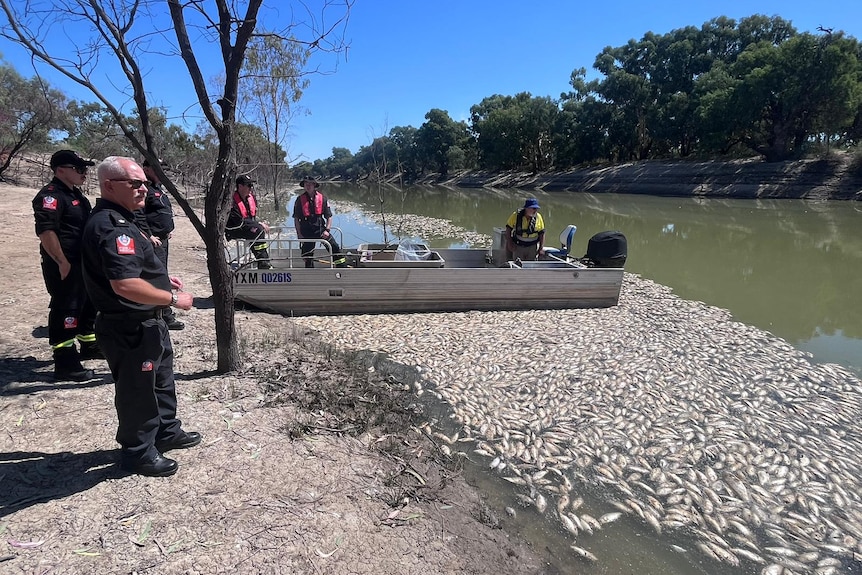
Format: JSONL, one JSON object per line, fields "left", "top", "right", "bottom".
{"left": 116, "top": 234, "right": 136, "bottom": 255}
{"left": 42, "top": 196, "right": 58, "bottom": 210}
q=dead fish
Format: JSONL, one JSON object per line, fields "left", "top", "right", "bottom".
{"left": 570, "top": 545, "right": 598, "bottom": 562}
{"left": 599, "top": 511, "right": 623, "bottom": 525}
{"left": 534, "top": 493, "right": 548, "bottom": 514}
{"left": 560, "top": 512, "right": 579, "bottom": 537}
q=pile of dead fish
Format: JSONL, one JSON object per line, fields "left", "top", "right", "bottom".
{"left": 290, "top": 220, "right": 862, "bottom": 575}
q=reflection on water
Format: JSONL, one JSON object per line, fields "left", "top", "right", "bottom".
{"left": 266, "top": 184, "right": 861, "bottom": 377}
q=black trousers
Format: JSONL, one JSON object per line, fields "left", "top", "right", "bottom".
{"left": 153, "top": 239, "right": 177, "bottom": 323}
{"left": 300, "top": 236, "right": 342, "bottom": 260}
{"left": 96, "top": 314, "right": 182, "bottom": 462}
{"left": 41, "top": 259, "right": 96, "bottom": 347}
{"left": 226, "top": 224, "right": 269, "bottom": 259}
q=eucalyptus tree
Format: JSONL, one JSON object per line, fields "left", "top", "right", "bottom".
{"left": 0, "top": 63, "right": 67, "bottom": 178}
{"left": 323, "top": 146, "right": 355, "bottom": 180}
{"left": 415, "top": 108, "right": 467, "bottom": 176}
{"left": 240, "top": 34, "right": 309, "bottom": 210}
{"left": 0, "top": 0, "right": 350, "bottom": 372}
{"left": 470, "top": 93, "right": 559, "bottom": 171}
{"left": 471, "top": 93, "right": 536, "bottom": 170}
{"left": 555, "top": 68, "right": 612, "bottom": 167}
{"left": 387, "top": 125, "right": 419, "bottom": 179}
{"left": 695, "top": 31, "right": 861, "bottom": 161}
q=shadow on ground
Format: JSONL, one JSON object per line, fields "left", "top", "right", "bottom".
{"left": 0, "top": 448, "right": 123, "bottom": 518}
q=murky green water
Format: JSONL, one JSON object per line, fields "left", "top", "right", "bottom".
{"left": 270, "top": 184, "right": 862, "bottom": 378}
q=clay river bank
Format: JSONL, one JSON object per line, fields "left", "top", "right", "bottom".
{"left": 2, "top": 156, "right": 862, "bottom": 575}
{"left": 417, "top": 155, "right": 862, "bottom": 201}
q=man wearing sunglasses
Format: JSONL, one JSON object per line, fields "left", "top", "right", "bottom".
{"left": 32, "top": 149, "right": 101, "bottom": 382}
{"left": 82, "top": 156, "right": 199, "bottom": 478}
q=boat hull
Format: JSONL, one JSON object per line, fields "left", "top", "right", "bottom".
{"left": 233, "top": 264, "right": 624, "bottom": 316}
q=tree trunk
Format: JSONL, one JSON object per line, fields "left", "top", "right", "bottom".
{"left": 206, "top": 229, "right": 239, "bottom": 373}
{"left": 203, "top": 173, "right": 240, "bottom": 373}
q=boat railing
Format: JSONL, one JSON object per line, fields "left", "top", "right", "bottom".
{"left": 227, "top": 226, "right": 345, "bottom": 270}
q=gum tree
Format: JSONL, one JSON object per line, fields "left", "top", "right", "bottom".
{"left": 0, "top": 0, "right": 350, "bottom": 372}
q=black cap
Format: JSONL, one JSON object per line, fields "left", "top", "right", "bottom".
{"left": 236, "top": 174, "right": 255, "bottom": 186}
{"left": 300, "top": 176, "right": 320, "bottom": 188}
{"left": 50, "top": 150, "right": 95, "bottom": 170}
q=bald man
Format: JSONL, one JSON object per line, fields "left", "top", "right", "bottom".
{"left": 81, "top": 156, "right": 199, "bottom": 477}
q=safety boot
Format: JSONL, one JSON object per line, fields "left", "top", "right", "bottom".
{"left": 79, "top": 340, "right": 104, "bottom": 360}
{"left": 252, "top": 246, "right": 272, "bottom": 269}
{"left": 53, "top": 347, "right": 96, "bottom": 382}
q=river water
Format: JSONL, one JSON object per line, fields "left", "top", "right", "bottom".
{"left": 271, "top": 184, "right": 861, "bottom": 378}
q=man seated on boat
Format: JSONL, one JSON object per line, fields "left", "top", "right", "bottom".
{"left": 292, "top": 176, "right": 347, "bottom": 268}
{"left": 226, "top": 174, "right": 273, "bottom": 269}
{"left": 505, "top": 198, "right": 546, "bottom": 262}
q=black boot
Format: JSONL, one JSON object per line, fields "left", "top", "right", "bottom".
{"left": 163, "top": 309, "right": 185, "bottom": 331}
{"left": 79, "top": 340, "right": 104, "bottom": 360}
{"left": 253, "top": 247, "right": 273, "bottom": 269}
{"left": 304, "top": 259, "right": 314, "bottom": 268}
{"left": 53, "top": 347, "right": 95, "bottom": 382}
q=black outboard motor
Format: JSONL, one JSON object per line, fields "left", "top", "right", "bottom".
{"left": 584, "top": 231, "right": 627, "bottom": 268}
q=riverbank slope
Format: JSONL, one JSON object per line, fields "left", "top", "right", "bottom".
{"left": 418, "top": 155, "right": 862, "bottom": 200}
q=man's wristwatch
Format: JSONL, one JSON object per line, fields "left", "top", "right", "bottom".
{"left": 170, "top": 292, "right": 179, "bottom": 306}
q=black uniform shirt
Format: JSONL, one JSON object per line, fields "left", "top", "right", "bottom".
{"left": 292, "top": 192, "right": 333, "bottom": 238}
{"left": 142, "top": 183, "right": 175, "bottom": 238}
{"left": 82, "top": 198, "right": 171, "bottom": 314}
{"left": 32, "top": 177, "right": 92, "bottom": 262}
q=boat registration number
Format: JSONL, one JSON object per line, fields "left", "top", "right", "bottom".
{"left": 235, "top": 271, "right": 292, "bottom": 284}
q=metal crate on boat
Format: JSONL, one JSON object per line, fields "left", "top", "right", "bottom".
{"left": 357, "top": 243, "right": 445, "bottom": 268}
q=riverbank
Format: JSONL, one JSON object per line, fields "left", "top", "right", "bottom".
{"left": 414, "top": 155, "right": 862, "bottom": 201}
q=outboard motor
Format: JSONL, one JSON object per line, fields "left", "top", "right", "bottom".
{"left": 584, "top": 231, "right": 627, "bottom": 268}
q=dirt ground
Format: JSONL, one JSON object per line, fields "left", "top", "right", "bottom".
{"left": 0, "top": 166, "right": 554, "bottom": 574}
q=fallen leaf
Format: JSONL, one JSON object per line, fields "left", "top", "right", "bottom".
{"left": 7, "top": 539, "right": 44, "bottom": 549}
{"left": 73, "top": 548, "right": 101, "bottom": 557}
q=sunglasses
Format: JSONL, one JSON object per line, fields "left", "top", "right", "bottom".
{"left": 109, "top": 178, "right": 146, "bottom": 189}
{"left": 60, "top": 165, "right": 88, "bottom": 175}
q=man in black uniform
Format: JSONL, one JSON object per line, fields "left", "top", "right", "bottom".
{"left": 225, "top": 175, "right": 272, "bottom": 269}
{"left": 135, "top": 158, "right": 184, "bottom": 330}
{"left": 82, "top": 156, "right": 200, "bottom": 478}
{"left": 292, "top": 176, "right": 346, "bottom": 268}
{"left": 32, "top": 149, "right": 100, "bottom": 381}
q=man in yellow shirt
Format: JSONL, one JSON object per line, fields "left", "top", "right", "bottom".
{"left": 505, "top": 198, "right": 545, "bottom": 262}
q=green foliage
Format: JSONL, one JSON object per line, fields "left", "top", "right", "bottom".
{"left": 0, "top": 62, "right": 67, "bottom": 175}
{"left": 409, "top": 109, "right": 465, "bottom": 176}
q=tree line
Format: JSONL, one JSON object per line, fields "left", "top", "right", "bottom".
{"left": 292, "top": 15, "right": 862, "bottom": 181}
{"left": 3, "top": 14, "right": 860, "bottom": 193}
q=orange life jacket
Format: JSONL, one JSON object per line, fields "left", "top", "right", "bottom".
{"left": 233, "top": 191, "right": 257, "bottom": 218}
{"left": 298, "top": 192, "right": 324, "bottom": 218}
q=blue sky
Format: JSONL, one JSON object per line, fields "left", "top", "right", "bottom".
{"left": 2, "top": 1, "right": 861, "bottom": 165}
